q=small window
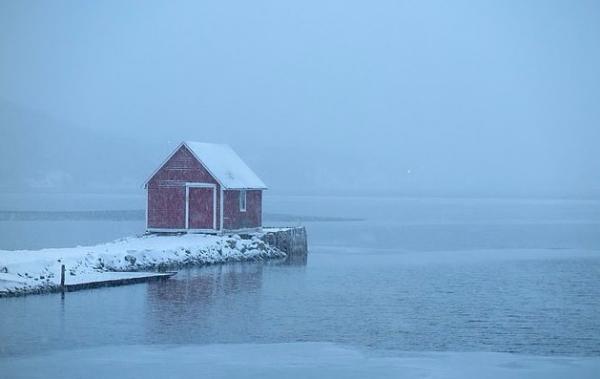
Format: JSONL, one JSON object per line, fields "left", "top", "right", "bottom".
{"left": 239, "top": 190, "right": 247, "bottom": 212}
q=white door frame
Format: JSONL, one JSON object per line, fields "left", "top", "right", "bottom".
{"left": 185, "top": 183, "right": 217, "bottom": 231}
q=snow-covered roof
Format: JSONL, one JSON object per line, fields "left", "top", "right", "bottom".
{"left": 184, "top": 142, "right": 266, "bottom": 189}
{"left": 145, "top": 141, "right": 266, "bottom": 189}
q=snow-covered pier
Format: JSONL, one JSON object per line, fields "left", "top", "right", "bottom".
{"left": 62, "top": 271, "right": 177, "bottom": 292}
{"left": 0, "top": 227, "right": 307, "bottom": 297}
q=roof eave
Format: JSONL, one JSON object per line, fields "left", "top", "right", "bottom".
{"left": 142, "top": 142, "right": 186, "bottom": 188}
{"left": 222, "top": 186, "right": 268, "bottom": 190}
{"left": 182, "top": 142, "right": 227, "bottom": 189}
{"left": 143, "top": 141, "right": 268, "bottom": 191}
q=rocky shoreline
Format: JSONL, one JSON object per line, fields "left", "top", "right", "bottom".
{"left": 0, "top": 227, "right": 307, "bottom": 297}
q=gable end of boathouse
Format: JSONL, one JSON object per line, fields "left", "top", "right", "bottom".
{"left": 144, "top": 142, "right": 267, "bottom": 234}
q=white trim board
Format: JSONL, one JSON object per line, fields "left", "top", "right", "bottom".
{"left": 145, "top": 227, "right": 262, "bottom": 235}
{"left": 145, "top": 187, "right": 149, "bottom": 230}
{"left": 146, "top": 228, "right": 219, "bottom": 234}
{"left": 219, "top": 186, "right": 224, "bottom": 232}
{"left": 185, "top": 182, "right": 217, "bottom": 230}
{"left": 221, "top": 227, "right": 262, "bottom": 235}
{"left": 239, "top": 190, "right": 247, "bottom": 212}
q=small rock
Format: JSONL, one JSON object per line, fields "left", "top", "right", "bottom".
{"left": 124, "top": 255, "right": 137, "bottom": 266}
{"left": 157, "top": 262, "right": 168, "bottom": 272}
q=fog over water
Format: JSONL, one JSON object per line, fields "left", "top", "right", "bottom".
{"left": 2, "top": 3, "right": 600, "bottom": 377}
{"left": 1, "top": 1, "right": 600, "bottom": 197}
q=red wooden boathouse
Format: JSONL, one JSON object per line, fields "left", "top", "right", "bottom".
{"left": 144, "top": 141, "right": 267, "bottom": 233}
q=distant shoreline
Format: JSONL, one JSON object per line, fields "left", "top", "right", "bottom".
{"left": 0, "top": 210, "right": 364, "bottom": 223}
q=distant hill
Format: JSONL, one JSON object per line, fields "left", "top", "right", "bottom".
{"left": 0, "top": 100, "right": 158, "bottom": 193}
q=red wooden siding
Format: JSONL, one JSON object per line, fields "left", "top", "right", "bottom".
{"left": 188, "top": 187, "right": 214, "bottom": 229}
{"left": 147, "top": 144, "right": 264, "bottom": 231}
{"left": 223, "top": 190, "right": 262, "bottom": 230}
{"left": 147, "top": 146, "right": 221, "bottom": 230}
{"left": 148, "top": 186, "right": 185, "bottom": 228}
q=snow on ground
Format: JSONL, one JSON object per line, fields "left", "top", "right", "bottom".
{"left": 0, "top": 233, "right": 285, "bottom": 296}
{"left": 1, "top": 343, "right": 598, "bottom": 379}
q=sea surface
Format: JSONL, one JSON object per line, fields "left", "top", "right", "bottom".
{"left": 1, "top": 194, "right": 599, "bottom": 371}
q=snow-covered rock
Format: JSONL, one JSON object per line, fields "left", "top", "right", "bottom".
{"left": 0, "top": 233, "right": 286, "bottom": 297}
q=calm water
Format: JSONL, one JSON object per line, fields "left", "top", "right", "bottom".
{"left": 1, "top": 195, "right": 600, "bottom": 358}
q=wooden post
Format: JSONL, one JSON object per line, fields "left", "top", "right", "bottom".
{"left": 60, "top": 264, "right": 66, "bottom": 291}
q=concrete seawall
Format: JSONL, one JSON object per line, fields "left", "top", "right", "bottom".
{"left": 259, "top": 227, "right": 308, "bottom": 257}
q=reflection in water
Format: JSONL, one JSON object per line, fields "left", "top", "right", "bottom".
{"left": 148, "top": 263, "right": 264, "bottom": 306}
{"left": 283, "top": 254, "right": 308, "bottom": 267}
{"left": 144, "top": 256, "right": 307, "bottom": 345}
{"left": 1, "top": 249, "right": 600, "bottom": 357}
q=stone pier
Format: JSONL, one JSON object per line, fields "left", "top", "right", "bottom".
{"left": 260, "top": 227, "right": 308, "bottom": 257}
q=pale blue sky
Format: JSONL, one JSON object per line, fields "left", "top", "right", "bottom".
{"left": 1, "top": 1, "right": 599, "bottom": 195}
